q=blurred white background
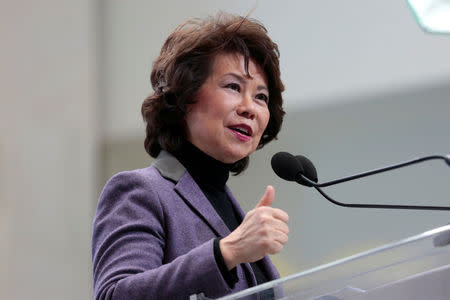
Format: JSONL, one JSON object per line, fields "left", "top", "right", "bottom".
{"left": 1, "top": 1, "right": 449, "bottom": 299}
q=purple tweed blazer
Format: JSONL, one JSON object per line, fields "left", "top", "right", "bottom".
{"left": 92, "top": 150, "right": 280, "bottom": 299}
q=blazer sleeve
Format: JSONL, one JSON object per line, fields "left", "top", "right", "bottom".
{"left": 91, "top": 171, "right": 232, "bottom": 300}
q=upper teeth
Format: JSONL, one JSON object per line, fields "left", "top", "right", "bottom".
{"left": 233, "top": 127, "right": 249, "bottom": 134}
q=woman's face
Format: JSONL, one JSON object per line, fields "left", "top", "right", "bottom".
{"left": 185, "top": 52, "right": 270, "bottom": 164}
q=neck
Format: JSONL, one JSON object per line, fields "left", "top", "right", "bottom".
{"left": 173, "top": 141, "right": 231, "bottom": 188}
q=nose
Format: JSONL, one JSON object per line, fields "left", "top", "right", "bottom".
{"left": 236, "top": 93, "right": 256, "bottom": 120}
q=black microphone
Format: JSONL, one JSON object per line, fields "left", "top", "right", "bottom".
{"left": 271, "top": 152, "right": 450, "bottom": 211}
{"left": 271, "top": 152, "right": 318, "bottom": 186}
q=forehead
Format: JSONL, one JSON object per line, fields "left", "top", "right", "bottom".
{"left": 209, "top": 52, "right": 267, "bottom": 85}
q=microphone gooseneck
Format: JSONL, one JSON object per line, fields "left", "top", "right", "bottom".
{"left": 271, "top": 152, "right": 450, "bottom": 211}
{"left": 445, "top": 154, "right": 450, "bottom": 166}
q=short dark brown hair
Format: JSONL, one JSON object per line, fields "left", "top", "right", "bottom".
{"left": 141, "top": 13, "right": 285, "bottom": 174}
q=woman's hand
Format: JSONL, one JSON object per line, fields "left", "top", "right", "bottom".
{"left": 219, "top": 186, "right": 289, "bottom": 270}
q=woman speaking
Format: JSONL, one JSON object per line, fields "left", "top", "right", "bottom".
{"left": 92, "top": 13, "right": 288, "bottom": 299}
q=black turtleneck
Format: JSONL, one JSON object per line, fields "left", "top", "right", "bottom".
{"left": 173, "top": 141, "right": 270, "bottom": 288}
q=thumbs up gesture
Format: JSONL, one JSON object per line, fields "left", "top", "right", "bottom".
{"left": 220, "top": 186, "right": 289, "bottom": 270}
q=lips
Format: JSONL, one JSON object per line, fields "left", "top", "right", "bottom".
{"left": 227, "top": 124, "right": 253, "bottom": 142}
{"left": 228, "top": 124, "right": 253, "bottom": 136}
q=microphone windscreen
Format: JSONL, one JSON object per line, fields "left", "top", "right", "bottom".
{"left": 295, "top": 155, "right": 318, "bottom": 186}
{"left": 271, "top": 152, "right": 303, "bottom": 181}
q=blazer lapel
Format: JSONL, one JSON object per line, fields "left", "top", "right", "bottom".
{"left": 224, "top": 186, "right": 245, "bottom": 220}
{"left": 153, "top": 150, "right": 230, "bottom": 238}
{"left": 175, "top": 172, "right": 231, "bottom": 238}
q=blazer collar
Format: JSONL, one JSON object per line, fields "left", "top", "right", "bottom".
{"left": 152, "top": 150, "right": 186, "bottom": 182}
{"left": 152, "top": 150, "right": 231, "bottom": 237}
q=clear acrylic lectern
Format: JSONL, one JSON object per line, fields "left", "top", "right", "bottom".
{"left": 191, "top": 224, "right": 450, "bottom": 300}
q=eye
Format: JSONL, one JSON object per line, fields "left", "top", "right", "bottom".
{"left": 255, "top": 93, "right": 269, "bottom": 103}
{"left": 225, "top": 82, "right": 241, "bottom": 92}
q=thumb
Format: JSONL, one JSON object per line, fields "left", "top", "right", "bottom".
{"left": 255, "top": 185, "right": 275, "bottom": 208}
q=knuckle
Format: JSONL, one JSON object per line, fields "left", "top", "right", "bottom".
{"left": 268, "top": 244, "right": 282, "bottom": 254}
{"left": 260, "top": 214, "right": 271, "bottom": 224}
{"left": 260, "top": 226, "right": 270, "bottom": 236}
{"left": 261, "top": 238, "right": 271, "bottom": 249}
{"left": 254, "top": 208, "right": 263, "bottom": 218}
{"left": 255, "top": 206, "right": 265, "bottom": 213}
{"left": 259, "top": 206, "right": 271, "bottom": 214}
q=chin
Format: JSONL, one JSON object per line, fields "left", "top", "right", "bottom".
{"left": 221, "top": 148, "right": 252, "bottom": 164}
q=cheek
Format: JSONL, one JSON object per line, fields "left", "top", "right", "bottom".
{"left": 260, "top": 108, "right": 270, "bottom": 133}
{"left": 185, "top": 104, "right": 223, "bottom": 140}
{"left": 185, "top": 108, "right": 205, "bottom": 141}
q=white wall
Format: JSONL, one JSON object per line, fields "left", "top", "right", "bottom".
{"left": 0, "top": 1, "right": 97, "bottom": 299}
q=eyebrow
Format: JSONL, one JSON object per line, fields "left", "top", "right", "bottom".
{"left": 224, "top": 73, "right": 268, "bottom": 93}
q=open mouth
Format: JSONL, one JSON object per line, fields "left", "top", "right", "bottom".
{"left": 229, "top": 127, "right": 251, "bottom": 136}
{"left": 228, "top": 125, "right": 252, "bottom": 136}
